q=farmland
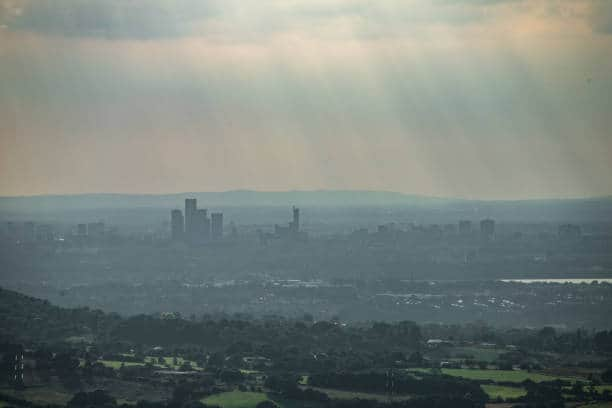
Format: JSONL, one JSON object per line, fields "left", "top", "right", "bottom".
{"left": 481, "top": 385, "right": 527, "bottom": 400}
{"left": 411, "top": 368, "right": 577, "bottom": 383}
{"left": 201, "top": 391, "right": 273, "bottom": 408}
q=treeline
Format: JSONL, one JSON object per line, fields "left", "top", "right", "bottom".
{"left": 308, "top": 371, "right": 487, "bottom": 402}
{"left": 2, "top": 286, "right": 612, "bottom": 357}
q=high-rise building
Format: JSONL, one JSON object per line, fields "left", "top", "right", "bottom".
{"left": 5, "top": 222, "right": 17, "bottom": 243}
{"left": 458, "top": 220, "right": 472, "bottom": 235}
{"left": 88, "top": 221, "right": 105, "bottom": 238}
{"left": 194, "top": 209, "right": 210, "bottom": 243}
{"left": 36, "top": 224, "right": 53, "bottom": 241}
{"left": 558, "top": 224, "right": 581, "bottom": 240}
{"left": 480, "top": 219, "right": 495, "bottom": 240}
{"left": 77, "top": 223, "right": 87, "bottom": 236}
{"left": 171, "top": 209, "right": 184, "bottom": 241}
{"left": 185, "top": 198, "right": 197, "bottom": 241}
{"left": 204, "top": 213, "right": 211, "bottom": 241}
{"left": 23, "top": 222, "right": 35, "bottom": 242}
{"left": 211, "top": 212, "right": 223, "bottom": 240}
{"left": 291, "top": 206, "right": 300, "bottom": 233}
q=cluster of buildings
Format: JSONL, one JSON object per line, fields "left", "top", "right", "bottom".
{"left": 257, "top": 206, "right": 306, "bottom": 243}
{"left": 372, "top": 218, "right": 497, "bottom": 240}
{"left": 171, "top": 198, "right": 223, "bottom": 244}
{"left": 1, "top": 221, "right": 106, "bottom": 244}
{"left": 274, "top": 206, "right": 301, "bottom": 238}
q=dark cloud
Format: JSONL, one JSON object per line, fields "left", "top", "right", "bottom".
{"left": 2, "top": 0, "right": 219, "bottom": 39}
{"left": 0, "top": 0, "right": 533, "bottom": 40}
{"left": 435, "top": 0, "right": 522, "bottom": 4}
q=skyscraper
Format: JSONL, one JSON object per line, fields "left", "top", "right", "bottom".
{"left": 184, "top": 198, "right": 197, "bottom": 242}
{"left": 292, "top": 206, "right": 300, "bottom": 233}
{"left": 88, "top": 221, "right": 105, "bottom": 238}
{"left": 23, "top": 222, "right": 35, "bottom": 242}
{"left": 195, "top": 208, "right": 210, "bottom": 243}
{"left": 480, "top": 219, "right": 495, "bottom": 240}
{"left": 77, "top": 223, "right": 87, "bottom": 236}
{"left": 171, "top": 209, "right": 184, "bottom": 241}
{"left": 211, "top": 212, "right": 223, "bottom": 240}
{"left": 458, "top": 220, "right": 472, "bottom": 235}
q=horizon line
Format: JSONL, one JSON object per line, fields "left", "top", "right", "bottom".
{"left": 0, "top": 189, "right": 611, "bottom": 203}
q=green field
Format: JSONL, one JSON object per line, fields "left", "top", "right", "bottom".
{"left": 413, "top": 368, "right": 572, "bottom": 383}
{"left": 148, "top": 356, "right": 198, "bottom": 369}
{"left": 100, "top": 360, "right": 148, "bottom": 369}
{"left": 98, "top": 356, "right": 198, "bottom": 371}
{"left": 0, "top": 387, "right": 72, "bottom": 406}
{"left": 595, "top": 385, "right": 612, "bottom": 394}
{"left": 481, "top": 385, "right": 527, "bottom": 400}
{"left": 202, "top": 391, "right": 274, "bottom": 408}
{"left": 310, "top": 387, "right": 409, "bottom": 402}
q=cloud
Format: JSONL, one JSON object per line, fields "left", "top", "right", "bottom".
{"left": 590, "top": 0, "right": 612, "bottom": 33}
{"left": 0, "top": 0, "right": 555, "bottom": 41}
{"left": 1, "top": 0, "right": 611, "bottom": 198}
{"left": 1, "top": 0, "right": 219, "bottom": 39}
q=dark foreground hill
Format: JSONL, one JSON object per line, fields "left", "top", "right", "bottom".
{"left": 0, "top": 287, "right": 119, "bottom": 344}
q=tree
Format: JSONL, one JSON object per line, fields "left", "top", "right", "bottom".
{"left": 69, "top": 390, "right": 116, "bottom": 408}
{"left": 255, "top": 401, "right": 278, "bottom": 408}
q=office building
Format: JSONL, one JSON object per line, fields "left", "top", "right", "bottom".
{"left": 290, "top": 206, "right": 300, "bottom": 233}
{"left": 194, "top": 209, "right": 210, "bottom": 242}
{"left": 184, "top": 198, "right": 197, "bottom": 241}
{"left": 77, "top": 223, "right": 87, "bottom": 236}
{"left": 88, "top": 221, "right": 105, "bottom": 238}
{"left": 558, "top": 224, "right": 581, "bottom": 240}
{"left": 171, "top": 209, "right": 184, "bottom": 241}
{"left": 211, "top": 212, "right": 223, "bottom": 240}
{"left": 458, "top": 220, "right": 472, "bottom": 235}
{"left": 23, "top": 222, "right": 35, "bottom": 242}
{"left": 480, "top": 219, "right": 495, "bottom": 240}
{"left": 5, "top": 222, "right": 17, "bottom": 243}
{"left": 36, "top": 224, "right": 53, "bottom": 241}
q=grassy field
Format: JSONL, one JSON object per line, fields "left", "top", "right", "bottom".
{"left": 309, "top": 387, "right": 410, "bottom": 402}
{"left": 147, "top": 356, "right": 198, "bottom": 369}
{"left": 99, "top": 355, "right": 199, "bottom": 371}
{"left": 0, "top": 387, "right": 72, "bottom": 406}
{"left": 99, "top": 357, "right": 198, "bottom": 371}
{"left": 481, "top": 385, "right": 527, "bottom": 400}
{"left": 595, "top": 385, "right": 612, "bottom": 393}
{"left": 412, "top": 368, "right": 573, "bottom": 383}
{"left": 117, "top": 398, "right": 138, "bottom": 405}
{"left": 202, "top": 391, "right": 274, "bottom": 408}
{"left": 100, "top": 360, "right": 149, "bottom": 369}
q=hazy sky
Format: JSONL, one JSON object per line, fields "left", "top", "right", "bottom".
{"left": 1, "top": 0, "right": 611, "bottom": 199}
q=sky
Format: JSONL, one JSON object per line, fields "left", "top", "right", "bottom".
{"left": 0, "top": 0, "right": 611, "bottom": 199}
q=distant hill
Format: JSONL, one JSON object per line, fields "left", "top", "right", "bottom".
{"left": 1, "top": 190, "right": 611, "bottom": 209}
{"left": 0, "top": 190, "right": 451, "bottom": 212}
{"left": 0, "top": 190, "right": 611, "bottom": 224}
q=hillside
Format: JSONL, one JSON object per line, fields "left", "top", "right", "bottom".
{"left": 0, "top": 287, "right": 119, "bottom": 344}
